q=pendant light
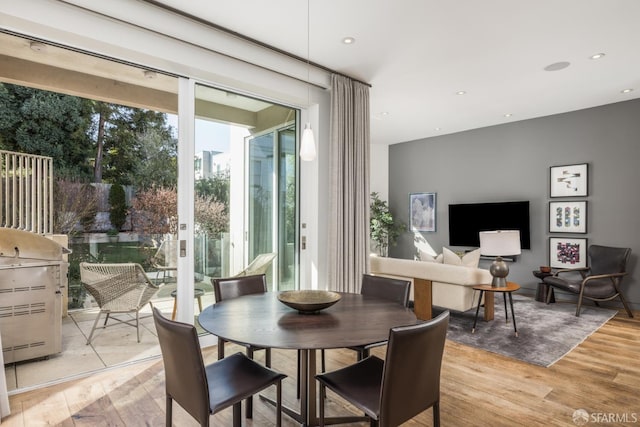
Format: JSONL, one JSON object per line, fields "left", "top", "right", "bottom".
{"left": 300, "top": 0, "right": 316, "bottom": 161}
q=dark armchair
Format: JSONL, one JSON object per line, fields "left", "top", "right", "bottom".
{"left": 543, "top": 245, "right": 633, "bottom": 317}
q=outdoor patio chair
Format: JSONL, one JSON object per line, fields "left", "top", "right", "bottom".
{"left": 80, "top": 262, "right": 160, "bottom": 344}
{"left": 543, "top": 245, "right": 633, "bottom": 317}
{"left": 150, "top": 239, "right": 178, "bottom": 284}
{"left": 233, "top": 253, "right": 277, "bottom": 277}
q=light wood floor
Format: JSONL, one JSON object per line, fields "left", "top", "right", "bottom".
{"left": 3, "top": 307, "right": 639, "bottom": 426}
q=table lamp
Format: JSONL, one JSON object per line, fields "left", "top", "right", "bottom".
{"left": 479, "top": 230, "right": 521, "bottom": 287}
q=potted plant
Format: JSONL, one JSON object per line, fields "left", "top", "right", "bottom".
{"left": 106, "top": 228, "right": 119, "bottom": 243}
{"left": 369, "top": 192, "right": 405, "bottom": 257}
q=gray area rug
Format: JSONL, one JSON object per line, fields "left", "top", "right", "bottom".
{"left": 436, "top": 294, "right": 617, "bottom": 367}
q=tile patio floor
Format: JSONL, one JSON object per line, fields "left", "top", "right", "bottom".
{"left": 4, "top": 291, "right": 216, "bottom": 393}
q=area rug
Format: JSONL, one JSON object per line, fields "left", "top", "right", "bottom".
{"left": 436, "top": 294, "right": 617, "bottom": 367}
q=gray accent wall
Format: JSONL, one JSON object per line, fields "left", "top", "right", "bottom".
{"left": 388, "top": 98, "right": 640, "bottom": 311}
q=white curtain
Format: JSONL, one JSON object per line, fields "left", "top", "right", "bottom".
{"left": 328, "top": 74, "right": 370, "bottom": 293}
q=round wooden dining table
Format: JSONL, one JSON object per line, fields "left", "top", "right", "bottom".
{"left": 198, "top": 291, "right": 418, "bottom": 426}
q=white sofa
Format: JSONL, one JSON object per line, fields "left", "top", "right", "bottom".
{"left": 369, "top": 254, "right": 492, "bottom": 316}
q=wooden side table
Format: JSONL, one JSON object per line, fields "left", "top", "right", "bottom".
{"left": 472, "top": 282, "right": 520, "bottom": 337}
{"left": 532, "top": 270, "right": 555, "bottom": 303}
{"left": 170, "top": 288, "right": 205, "bottom": 320}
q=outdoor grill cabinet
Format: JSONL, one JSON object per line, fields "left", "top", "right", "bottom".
{"left": 0, "top": 228, "right": 69, "bottom": 363}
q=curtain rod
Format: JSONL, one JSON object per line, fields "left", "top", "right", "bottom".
{"left": 141, "top": 0, "right": 372, "bottom": 88}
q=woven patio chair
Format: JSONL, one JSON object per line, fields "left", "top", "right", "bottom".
{"left": 80, "top": 262, "right": 160, "bottom": 344}
{"left": 233, "top": 253, "right": 277, "bottom": 277}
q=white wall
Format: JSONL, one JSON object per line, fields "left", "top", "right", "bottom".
{"left": 369, "top": 143, "right": 389, "bottom": 201}
{"left": 389, "top": 99, "right": 640, "bottom": 310}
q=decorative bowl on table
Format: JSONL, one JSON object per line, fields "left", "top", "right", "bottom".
{"left": 539, "top": 266, "right": 552, "bottom": 273}
{"left": 277, "top": 290, "right": 341, "bottom": 314}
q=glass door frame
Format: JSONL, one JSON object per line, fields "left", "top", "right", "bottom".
{"left": 174, "top": 77, "right": 196, "bottom": 324}
{"left": 174, "top": 78, "right": 300, "bottom": 327}
{"left": 245, "top": 121, "right": 298, "bottom": 292}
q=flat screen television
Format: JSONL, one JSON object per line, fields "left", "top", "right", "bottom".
{"left": 448, "top": 201, "right": 531, "bottom": 249}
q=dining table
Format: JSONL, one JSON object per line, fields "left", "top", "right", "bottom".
{"left": 197, "top": 291, "right": 418, "bottom": 426}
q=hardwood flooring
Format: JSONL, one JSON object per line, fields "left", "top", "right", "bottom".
{"left": 3, "top": 307, "right": 639, "bottom": 426}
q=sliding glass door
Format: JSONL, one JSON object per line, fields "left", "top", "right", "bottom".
{"left": 193, "top": 83, "right": 298, "bottom": 294}
{"left": 247, "top": 125, "right": 297, "bottom": 290}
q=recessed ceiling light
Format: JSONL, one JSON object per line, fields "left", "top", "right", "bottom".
{"left": 434, "top": 127, "right": 442, "bottom": 131}
{"left": 380, "top": 111, "right": 389, "bottom": 116}
{"left": 342, "top": 37, "right": 355, "bottom": 45}
{"left": 621, "top": 88, "right": 634, "bottom": 94}
{"left": 29, "top": 41, "right": 46, "bottom": 53}
{"left": 590, "top": 53, "right": 605, "bottom": 60}
{"left": 544, "top": 61, "right": 570, "bottom": 71}
{"left": 455, "top": 91, "right": 466, "bottom": 95}
{"left": 504, "top": 113, "right": 513, "bottom": 118}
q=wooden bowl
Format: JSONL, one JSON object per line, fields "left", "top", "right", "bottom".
{"left": 540, "top": 266, "right": 552, "bottom": 273}
{"left": 277, "top": 290, "right": 341, "bottom": 314}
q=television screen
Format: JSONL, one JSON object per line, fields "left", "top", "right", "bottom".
{"left": 448, "top": 201, "right": 531, "bottom": 249}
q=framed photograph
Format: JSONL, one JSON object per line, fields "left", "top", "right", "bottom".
{"left": 550, "top": 163, "right": 588, "bottom": 197}
{"left": 549, "top": 201, "right": 587, "bottom": 233}
{"left": 549, "top": 237, "right": 588, "bottom": 269}
{"left": 410, "top": 192, "right": 436, "bottom": 232}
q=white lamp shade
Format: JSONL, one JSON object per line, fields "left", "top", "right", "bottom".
{"left": 300, "top": 124, "right": 316, "bottom": 161}
{"left": 479, "top": 230, "right": 521, "bottom": 256}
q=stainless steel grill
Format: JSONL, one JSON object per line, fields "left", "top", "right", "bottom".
{"left": 0, "top": 228, "right": 69, "bottom": 363}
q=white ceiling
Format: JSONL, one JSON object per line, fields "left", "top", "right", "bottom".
{"left": 150, "top": 0, "right": 640, "bottom": 145}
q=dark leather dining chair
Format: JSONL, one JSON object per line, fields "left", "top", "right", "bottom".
{"left": 152, "top": 307, "right": 286, "bottom": 427}
{"left": 316, "top": 310, "right": 450, "bottom": 427}
{"left": 543, "top": 245, "right": 633, "bottom": 317}
{"left": 212, "top": 273, "right": 271, "bottom": 417}
{"left": 313, "top": 274, "right": 411, "bottom": 397}
{"left": 347, "top": 274, "right": 412, "bottom": 360}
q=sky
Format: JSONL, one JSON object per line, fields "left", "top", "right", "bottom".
{"left": 166, "top": 113, "right": 231, "bottom": 153}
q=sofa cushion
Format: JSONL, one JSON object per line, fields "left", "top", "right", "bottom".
{"left": 443, "top": 247, "right": 481, "bottom": 268}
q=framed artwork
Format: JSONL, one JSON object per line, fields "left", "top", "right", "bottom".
{"left": 550, "top": 163, "right": 588, "bottom": 197}
{"left": 410, "top": 192, "right": 436, "bottom": 232}
{"left": 549, "top": 237, "right": 588, "bottom": 269}
{"left": 549, "top": 201, "right": 587, "bottom": 233}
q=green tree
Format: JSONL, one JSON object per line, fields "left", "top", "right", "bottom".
{"left": 100, "top": 107, "right": 174, "bottom": 185}
{"left": 108, "top": 183, "right": 128, "bottom": 230}
{"left": 194, "top": 171, "right": 230, "bottom": 214}
{"left": 0, "top": 84, "right": 177, "bottom": 187}
{"left": 0, "top": 83, "right": 94, "bottom": 179}
{"left": 133, "top": 127, "right": 177, "bottom": 189}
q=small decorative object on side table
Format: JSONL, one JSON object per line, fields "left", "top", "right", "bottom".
{"left": 533, "top": 268, "right": 555, "bottom": 303}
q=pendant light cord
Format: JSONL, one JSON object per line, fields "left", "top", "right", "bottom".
{"left": 307, "top": 0, "right": 311, "bottom": 105}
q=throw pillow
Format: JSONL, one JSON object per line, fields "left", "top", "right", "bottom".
{"left": 419, "top": 250, "right": 443, "bottom": 263}
{"left": 442, "top": 247, "right": 481, "bottom": 268}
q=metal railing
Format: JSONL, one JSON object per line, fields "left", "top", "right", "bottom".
{"left": 1, "top": 150, "right": 53, "bottom": 234}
